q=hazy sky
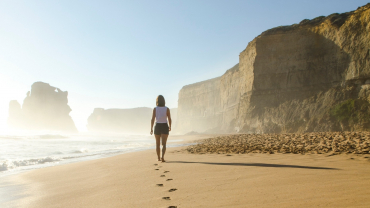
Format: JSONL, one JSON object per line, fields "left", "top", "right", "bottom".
{"left": 0, "top": 0, "right": 368, "bottom": 132}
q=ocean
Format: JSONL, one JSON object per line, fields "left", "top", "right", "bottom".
{"left": 0, "top": 133, "right": 182, "bottom": 177}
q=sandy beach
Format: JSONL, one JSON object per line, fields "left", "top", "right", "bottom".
{"left": 2, "top": 2, "right": 370, "bottom": 208}
{"left": 4, "top": 134, "right": 370, "bottom": 208}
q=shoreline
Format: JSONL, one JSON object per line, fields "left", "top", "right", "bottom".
{"left": 4, "top": 134, "right": 370, "bottom": 207}
{"left": 0, "top": 134, "right": 212, "bottom": 178}
{"left": 0, "top": 134, "right": 213, "bottom": 207}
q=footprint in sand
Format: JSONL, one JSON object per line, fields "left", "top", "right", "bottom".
{"left": 154, "top": 164, "right": 158, "bottom": 166}
{"left": 160, "top": 175, "right": 166, "bottom": 177}
{"left": 156, "top": 184, "right": 163, "bottom": 187}
{"left": 166, "top": 179, "right": 173, "bottom": 181}
{"left": 162, "top": 197, "right": 171, "bottom": 200}
{"left": 164, "top": 171, "right": 170, "bottom": 173}
{"left": 155, "top": 169, "right": 159, "bottom": 170}
{"left": 168, "top": 206, "right": 177, "bottom": 208}
{"left": 169, "top": 188, "right": 177, "bottom": 192}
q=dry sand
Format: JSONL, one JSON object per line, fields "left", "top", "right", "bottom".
{"left": 5, "top": 134, "right": 370, "bottom": 208}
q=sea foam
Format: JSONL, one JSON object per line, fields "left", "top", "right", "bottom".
{"left": 0, "top": 134, "right": 162, "bottom": 176}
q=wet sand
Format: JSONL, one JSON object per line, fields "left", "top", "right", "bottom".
{"left": 6, "top": 134, "right": 370, "bottom": 208}
{"left": 0, "top": 181, "right": 25, "bottom": 208}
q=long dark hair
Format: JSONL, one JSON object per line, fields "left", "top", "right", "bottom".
{"left": 156, "top": 95, "right": 165, "bottom": 107}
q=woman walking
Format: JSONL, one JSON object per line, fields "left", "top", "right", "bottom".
{"left": 150, "top": 95, "right": 171, "bottom": 162}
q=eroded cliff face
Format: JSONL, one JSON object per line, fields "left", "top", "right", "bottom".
{"left": 177, "top": 3, "right": 370, "bottom": 134}
{"left": 8, "top": 82, "right": 78, "bottom": 132}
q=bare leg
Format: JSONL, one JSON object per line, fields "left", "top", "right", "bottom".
{"left": 155, "top": 134, "right": 161, "bottom": 161}
{"left": 161, "top": 134, "right": 168, "bottom": 162}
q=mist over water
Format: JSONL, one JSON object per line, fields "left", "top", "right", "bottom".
{"left": 0, "top": 81, "right": 182, "bottom": 178}
{"left": 0, "top": 132, "right": 182, "bottom": 177}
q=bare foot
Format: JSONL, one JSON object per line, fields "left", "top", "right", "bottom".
{"left": 158, "top": 158, "right": 161, "bottom": 161}
{"left": 161, "top": 158, "right": 166, "bottom": 162}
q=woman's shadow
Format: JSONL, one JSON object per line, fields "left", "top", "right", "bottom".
{"left": 168, "top": 161, "right": 339, "bottom": 170}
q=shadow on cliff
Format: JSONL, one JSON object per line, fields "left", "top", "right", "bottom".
{"left": 168, "top": 161, "right": 339, "bottom": 170}
{"left": 240, "top": 29, "right": 351, "bottom": 133}
{"left": 252, "top": 29, "right": 351, "bottom": 108}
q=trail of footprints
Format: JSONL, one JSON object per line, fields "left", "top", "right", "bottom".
{"left": 154, "top": 163, "right": 177, "bottom": 208}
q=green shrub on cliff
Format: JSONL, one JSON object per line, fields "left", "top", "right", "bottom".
{"left": 330, "top": 99, "right": 370, "bottom": 130}
{"left": 330, "top": 99, "right": 355, "bottom": 122}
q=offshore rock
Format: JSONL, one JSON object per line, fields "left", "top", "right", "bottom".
{"left": 87, "top": 107, "right": 177, "bottom": 134}
{"left": 176, "top": 3, "right": 370, "bottom": 134}
{"left": 8, "top": 82, "right": 78, "bottom": 132}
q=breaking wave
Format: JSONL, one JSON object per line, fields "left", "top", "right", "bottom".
{"left": 0, "top": 134, "right": 183, "bottom": 176}
{"left": 0, "top": 157, "right": 61, "bottom": 171}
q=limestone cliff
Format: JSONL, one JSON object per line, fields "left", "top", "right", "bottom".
{"left": 176, "top": 3, "right": 370, "bottom": 134}
{"left": 88, "top": 107, "right": 177, "bottom": 134}
{"left": 176, "top": 77, "right": 222, "bottom": 133}
{"left": 8, "top": 82, "right": 78, "bottom": 132}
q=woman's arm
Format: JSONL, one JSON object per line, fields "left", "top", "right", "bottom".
{"left": 167, "top": 108, "right": 172, "bottom": 131}
{"left": 150, "top": 108, "right": 156, "bottom": 135}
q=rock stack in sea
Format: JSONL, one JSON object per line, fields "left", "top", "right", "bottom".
{"left": 7, "top": 82, "right": 77, "bottom": 132}
{"left": 186, "top": 132, "right": 370, "bottom": 155}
